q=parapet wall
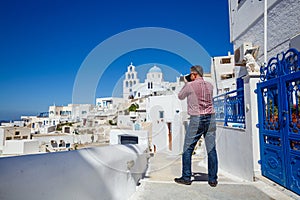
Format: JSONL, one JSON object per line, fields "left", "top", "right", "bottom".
{"left": 215, "top": 75, "right": 261, "bottom": 181}
{"left": 0, "top": 144, "right": 149, "bottom": 200}
{"left": 216, "top": 126, "right": 255, "bottom": 181}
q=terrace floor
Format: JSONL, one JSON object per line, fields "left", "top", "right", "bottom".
{"left": 129, "top": 152, "right": 299, "bottom": 200}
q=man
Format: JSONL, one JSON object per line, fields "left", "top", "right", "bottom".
{"left": 174, "top": 65, "right": 218, "bottom": 187}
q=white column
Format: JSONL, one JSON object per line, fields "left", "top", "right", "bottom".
{"left": 243, "top": 74, "right": 261, "bottom": 175}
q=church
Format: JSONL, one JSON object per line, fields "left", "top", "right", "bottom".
{"left": 122, "top": 63, "right": 182, "bottom": 99}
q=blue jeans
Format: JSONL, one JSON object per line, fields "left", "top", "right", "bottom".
{"left": 182, "top": 114, "right": 218, "bottom": 182}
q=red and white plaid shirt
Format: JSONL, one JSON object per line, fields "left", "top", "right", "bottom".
{"left": 178, "top": 77, "right": 214, "bottom": 116}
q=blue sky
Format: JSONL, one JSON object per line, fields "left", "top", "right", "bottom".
{"left": 0, "top": 0, "right": 233, "bottom": 121}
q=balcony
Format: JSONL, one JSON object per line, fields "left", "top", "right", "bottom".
{"left": 0, "top": 145, "right": 297, "bottom": 199}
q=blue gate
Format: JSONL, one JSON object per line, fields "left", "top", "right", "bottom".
{"left": 257, "top": 48, "right": 300, "bottom": 195}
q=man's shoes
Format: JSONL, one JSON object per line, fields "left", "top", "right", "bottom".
{"left": 174, "top": 177, "right": 192, "bottom": 185}
{"left": 208, "top": 180, "right": 218, "bottom": 187}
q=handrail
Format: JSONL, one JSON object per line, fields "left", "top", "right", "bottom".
{"left": 213, "top": 88, "right": 245, "bottom": 128}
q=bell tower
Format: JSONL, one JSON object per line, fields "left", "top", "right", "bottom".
{"left": 123, "top": 62, "right": 140, "bottom": 99}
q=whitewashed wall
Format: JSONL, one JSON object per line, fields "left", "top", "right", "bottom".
{"left": 33, "top": 134, "right": 74, "bottom": 146}
{"left": 216, "top": 126, "right": 255, "bottom": 180}
{"left": 215, "top": 75, "right": 260, "bottom": 181}
{"left": 118, "top": 115, "right": 134, "bottom": 129}
{"left": 2, "top": 140, "right": 39, "bottom": 155}
{"left": 0, "top": 144, "right": 149, "bottom": 200}
{"left": 229, "top": 0, "right": 300, "bottom": 63}
{"left": 146, "top": 95, "right": 186, "bottom": 154}
{"left": 110, "top": 129, "right": 149, "bottom": 147}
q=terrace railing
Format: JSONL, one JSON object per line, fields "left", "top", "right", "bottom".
{"left": 213, "top": 88, "right": 245, "bottom": 128}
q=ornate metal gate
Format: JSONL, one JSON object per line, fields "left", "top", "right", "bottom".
{"left": 257, "top": 48, "right": 300, "bottom": 195}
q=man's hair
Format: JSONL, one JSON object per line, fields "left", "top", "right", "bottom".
{"left": 191, "top": 65, "right": 203, "bottom": 77}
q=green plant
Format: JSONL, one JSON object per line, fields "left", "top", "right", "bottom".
{"left": 128, "top": 103, "right": 139, "bottom": 112}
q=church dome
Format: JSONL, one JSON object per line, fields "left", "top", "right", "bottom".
{"left": 148, "top": 65, "right": 162, "bottom": 73}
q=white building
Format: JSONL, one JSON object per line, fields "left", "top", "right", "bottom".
{"left": 211, "top": 52, "right": 249, "bottom": 95}
{"left": 0, "top": 126, "right": 37, "bottom": 155}
{"left": 1, "top": 120, "right": 25, "bottom": 127}
{"left": 214, "top": 0, "right": 300, "bottom": 181}
{"left": 123, "top": 63, "right": 186, "bottom": 99}
{"left": 146, "top": 94, "right": 188, "bottom": 154}
{"left": 229, "top": 0, "right": 300, "bottom": 64}
{"left": 21, "top": 115, "right": 57, "bottom": 134}
{"left": 109, "top": 129, "right": 149, "bottom": 147}
{"left": 95, "top": 97, "right": 125, "bottom": 116}
{"left": 123, "top": 63, "right": 140, "bottom": 99}
{"left": 49, "top": 104, "right": 94, "bottom": 122}
{"left": 2, "top": 140, "right": 39, "bottom": 155}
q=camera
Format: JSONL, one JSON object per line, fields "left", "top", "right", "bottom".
{"left": 179, "top": 74, "right": 192, "bottom": 82}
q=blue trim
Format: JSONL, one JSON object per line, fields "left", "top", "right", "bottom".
{"left": 213, "top": 88, "right": 245, "bottom": 128}
{"left": 257, "top": 48, "right": 300, "bottom": 195}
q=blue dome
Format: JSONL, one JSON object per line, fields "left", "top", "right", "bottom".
{"left": 148, "top": 66, "right": 162, "bottom": 73}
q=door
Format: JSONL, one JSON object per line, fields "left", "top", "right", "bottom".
{"left": 257, "top": 48, "right": 300, "bottom": 195}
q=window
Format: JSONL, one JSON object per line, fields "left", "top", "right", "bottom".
{"left": 224, "top": 88, "right": 230, "bottom": 93}
{"left": 51, "top": 140, "right": 58, "bottom": 148}
{"left": 220, "top": 58, "right": 231, "bottom": 64}
{"left": 59, "top": 140, "right": 65, "bottom": 147}
{"left": 221, "top": 74, "right": 234, "bottom": 80}
{"left": 64, "top": 127, "right": 70, "bottom": 133}
{"left": 159, "top": 111, "right": 164, "bottom": 119}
